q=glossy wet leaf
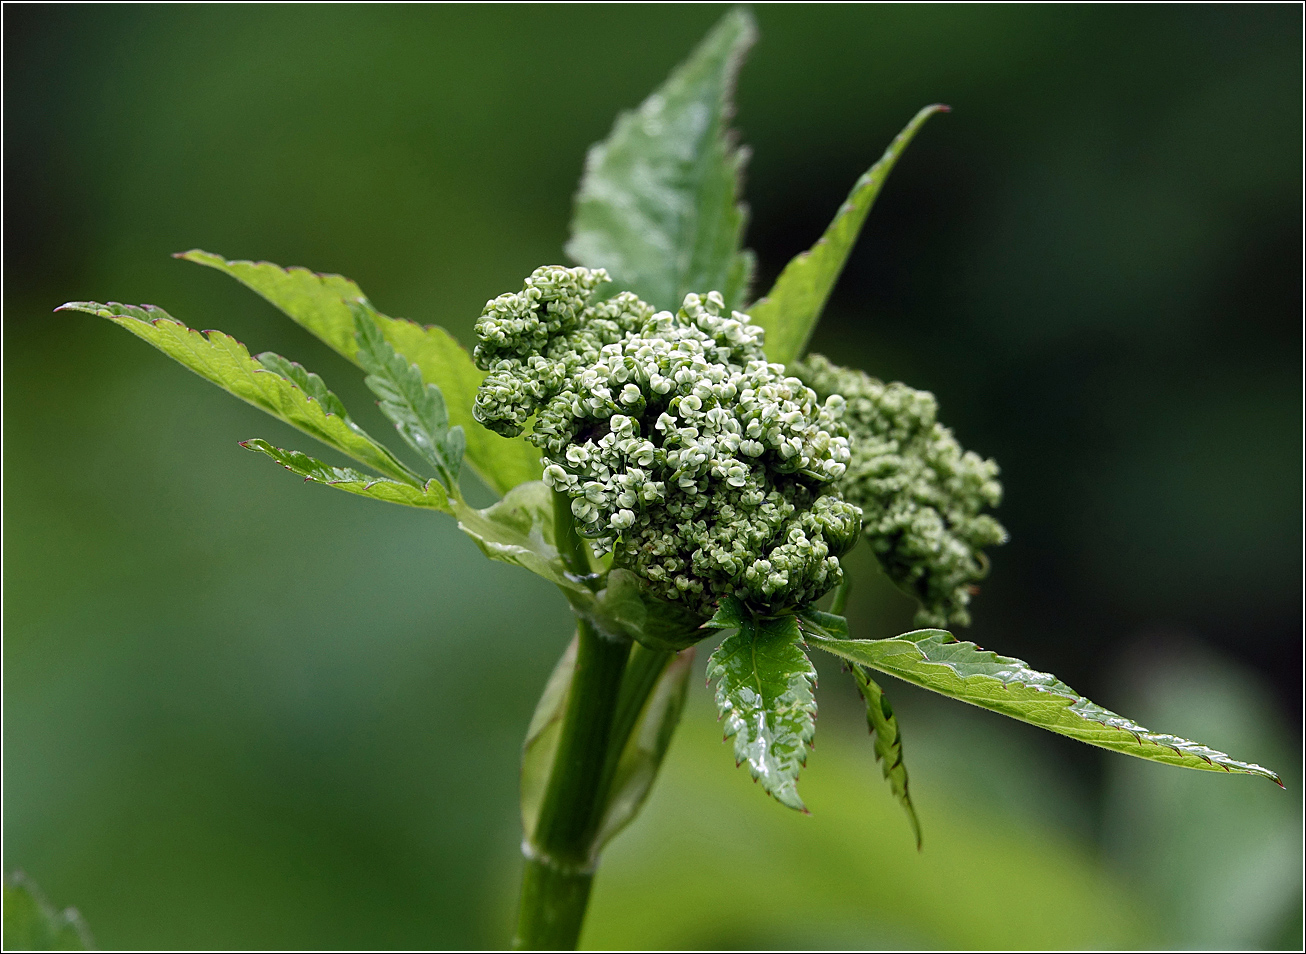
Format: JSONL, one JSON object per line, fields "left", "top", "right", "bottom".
{"left": 3, "top": 872, "right": 93, "bottom": 951}
{"left": 706, "top": 614, "right": 818, "bottom": 811}
{"left": 595, "top": 647, "right": 693, "bottom": 849}
{"left": 748, "top": 105, "right": 948, "bottom": 364}
{"left": 850, "top": 666, "right": 922, "bottom": 849}
{"left": 241, "top": 439, "right": 452, "bottom": 513}
{"left": 351, "top": 300, "right": 464, "bottom": 492}
{"left": 565, "top": 8, "right": 756, "bottom": 313}
{"left": 809, "top": 629, "right": 1282, "bottom": 783}
{"left": 521, "top": 636, "right": 579, "bottom": 843}
{"left": 56, "top": 301, "right": 418, "bottom": 485}
{"left": 178, "top": 249, "right": 540, "bottom": 495}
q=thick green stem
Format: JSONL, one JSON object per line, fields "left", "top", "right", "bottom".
{"left": 514, "top": 617, "right": 629, "bottom": 950}
{"left": 514, "top": 493, "right": 632, "bottom": 950}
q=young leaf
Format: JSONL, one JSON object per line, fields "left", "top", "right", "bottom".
{"left": 521, "top": 636, "right": 579, "bottom": 844}
{"left": 748, "top": 104, "right": 949, "bottom": 365}
{"left": 3, "top": 871, "right": 94, "bottom": 951}
{"left": 351, "top": 300, "right": 464, "bottom": 493}
{"left": 809, "top": 629, "right": 1283, "bottom": 784}
{"left": 452, "top": 481, "right": 590, "bottom": 602}
{"left": 706, "top": 614, "right": 818, "bottom": 811}
{"left": 253, "top": 352, "right": 350, "bottom": 419}
{"left": 565, "top": 8, "right": 757, "bottom": 313}
{"left": 594, "top": 647, "right": 693, "bottom": 850}
{"left": 177, "top": 249, "right": 541, "bottom": 496}
{"left": 241, "top": 439, "right": 452, "bottom": 513}
{"left": 56, "top": 301, "right": 419, "bottom": 486}
{"left": 700, "top": 595, "right": 747, "bottom": 631}
{"left": 850, "top": 665, "right": 922, "bottom": 849}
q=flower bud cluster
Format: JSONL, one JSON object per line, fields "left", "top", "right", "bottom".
{"left": 473, "top": 266, "right": 861, "bottom": 616}
{"left": 794, "top": 354, "right": 1006, "bottom": 628}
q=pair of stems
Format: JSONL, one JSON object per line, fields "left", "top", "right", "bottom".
{"left": 511, "top": 493, "right": 676, "bottom": 950}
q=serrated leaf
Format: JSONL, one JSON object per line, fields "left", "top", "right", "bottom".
{"left": 565, "top": 8, "right": 757, "bottom": 313}
{"left": 809, "top": 629, "right": 1282, "bottom": 784}
{"left": 177, "top": 249, "right": 541, "bottom": 496}
{"left": 56, "top": 301, "right": 419, "bottom": 485}
{"left": 3, "top": 871, "right": 94, "bottom": 951}
{"left": 700, "top": 595, "right": 747, "bottom": 631}
{"left": 850, "top": 665, "right": 922, "bottom": 849}
{"left": 351, "top": 300, "right": 464, "bottom": 492}
{"left": 748, "top": 104, "right": 948, "bottom": 364}
{"left": 594, "top": 647, "right": 693, "bottom": 850}
{"left": 521, "top": 636, "right": 579, "bottom": 843}
{"left": 253, "top": 352, "right": 350, "bottom": 419}
{"left": 241, "top": 439, "right": 451, "bottom": 513}
{"left": 706, "top": 614, "right": 818, "bottom": 811}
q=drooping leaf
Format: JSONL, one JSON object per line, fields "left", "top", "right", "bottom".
{"left": 706, "top": 614, "right": 818, "bottom": 811}
{"left": 850, "top": 665, "right": 922, "bottom": 849}
{"left": 521, "top": 636, "right": 579, "bottom": 843}
{"left": 3, "top": 871, "right": 93, "bottom": 951}
{"left": 241, "top": 439, "right": 452, "bottom": 513}
{"left": 808, "top": 629, "right": 1282, "bottom": 784}
{"left": 595, "top": 647, "right": 693, "bottom": 849}
{"left": 56, "top": 301, "right": 419, "bottom": 485}
{"left": 351, "top": 300, "right": 464, "bottom": 492}
{"left": 177, "top": 249, "right": 541, "bottom": 495}
{"left": 565, "top": 8, "right": 757, "bottom": 313}
{"left": 748, "top": 104, "right": 949, "bottom": 365}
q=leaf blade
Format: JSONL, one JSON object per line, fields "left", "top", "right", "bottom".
{"left": 706, "top": 615, "right": 818, "bottom": 811}
{"left": 850, "top": 666, "right": 922, "bottom": 849}
{"left": 3, "top": 871, "right": 94, "bottom": 951}
{"left": 241, "top": 439, "right": 452, "bottom": 513}
{"left": 810, "top": 630, "right": 1282, "bottom": 783}
{"left": 177, "top": 249, "right": 541, "bottom": 495}
{"left": 748, "top": 104, "right": 948, "bottom": 364}
{"left": 565, "top": 8, "right": 757, "bottom": 313}
{"left": 351, "top": 300, "right": 464, "bottom": 492}
{"left": 57, "top": 301, "right": 418, "bottom": 485}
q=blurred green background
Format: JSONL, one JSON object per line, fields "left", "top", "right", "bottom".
{"left": 5, "top": 5, "right": 1301, "bottom": 950}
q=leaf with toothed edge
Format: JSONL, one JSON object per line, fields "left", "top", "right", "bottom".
{"left": 4, "top": 870, "right": 94, "bottom": 951}
{"left": 241, "top": 439, "right": 452, "bottom": 512}
{"left": 56, "top": 301, "right": 420, "bottom": 486}
{"left": 807, "top": 628, "right": 1282, "bottom": 784}
{"left": 706, "top": 613, "right": 818, "bottom": 812}
{"left": 176, "top": 249, "right": 541, "bottom": 496}
{"left": 565, "top": 8, "right": 757, "bottom": 313}
{"left": 850, "top": 665, "right": 922, "bottom": 849}
{"left": 700, "top": 595, "right": 747, "bottom": 631}
{"left": 351, "top": 299, "right": 465, "bottom": 493}
{"left": 748, "top": 104, "right": 949, "bottom": 365}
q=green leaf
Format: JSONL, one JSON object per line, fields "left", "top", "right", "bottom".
{"left": 565, "top": 8, "right": 757, "bottom": 313}
{"left": 3, "top": 871, "right": 93, "bottom": 951}
{"left": 241, "top": 439, "right": 452, "bottom": 513}
{"left": 56, "top": 301, "right": 419, "bottom": 485}
{"left": 700, "top": 595, "right": 747, "bottom": 631}
{"left": 706, "top": 614, "right": 818, "bottom": 811}
{"left": 452, "top": 481, "right": 589, "bottom": 601}
{"left": 521, "top": 636, "right": 579, "bottom": 844}
{"left": 850, "top": 666, "right": 922, "bottom": 849}
{"left": 351, "top": 300, "right": 464, "bottom": 492}
{"left": 748, "top": 104, "right": 949, "bottom": 365}
{"left": 177, "top": 249, "right": 541, "bottom": 496}
{"left": 809, "top": 629, "right": 1283, "bottom": 784}
{"left": 593, "top": 569, "right": 706, "bottom": 651}
{"left": 595, "top": 647, "right": 694, "bottom": 849}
